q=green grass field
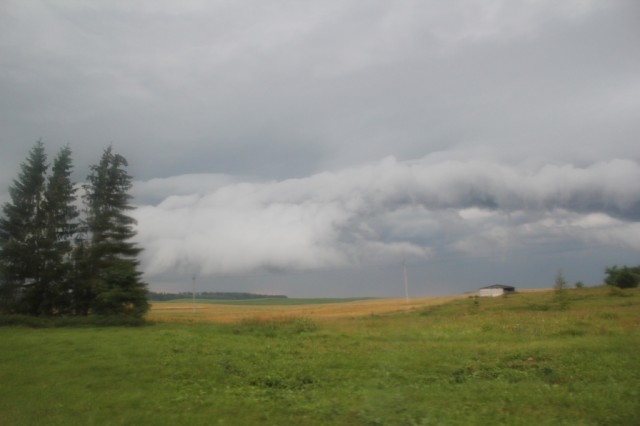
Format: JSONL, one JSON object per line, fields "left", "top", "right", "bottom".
{"left": 1, "top": 286, "right": 639, "bottom": 425}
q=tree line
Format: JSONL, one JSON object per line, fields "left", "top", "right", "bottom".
{"left": 0, "top": 141, "right": 148, "bottom": 317}
{"left": 148, "top": 291, "right": 287, "bottom": 301}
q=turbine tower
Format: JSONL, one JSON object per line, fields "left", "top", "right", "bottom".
{"left": 192, "top": 273, "right": 196, "bottom": 314}
{"left": 403, "top": 261, "right": 409, "bottom": 303}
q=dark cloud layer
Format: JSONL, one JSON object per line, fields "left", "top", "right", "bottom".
{"left": 1, "top": 1, "right": 639, "bottom": 295}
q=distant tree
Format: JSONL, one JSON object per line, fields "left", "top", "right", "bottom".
{"left": 81, "top": 147, "right": 148, "bottom": 317}
{"left": 0, "top": 141, "right": 49, "bottom": 314}
{"left": 604, "top": 266, "right": 640, "bottom": 289}
{"left": 147, "top": 291, "right": 289, "bottom": 301}
{"left": 554, "top": 269, "right": 568, "bottom": 292}
{"left": 553, "top": 269, "right": 569, "bottom": 310}
{"left": 574, "top": 281, "right": 584, "bottom": 289}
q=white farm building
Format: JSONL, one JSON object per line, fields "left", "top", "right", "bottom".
{"left": 479, "top": 284, "right": 515, "bottom": 297}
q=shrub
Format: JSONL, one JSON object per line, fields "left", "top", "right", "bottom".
{"left": 0, "top": 314, "right": 51, "bottom": 328}
{"left": 604, "top": 266, "right": 640, "bottom": 289}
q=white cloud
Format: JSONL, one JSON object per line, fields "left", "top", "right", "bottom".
{"left": 132, "top": 155, "right": 640, "bottom": 280}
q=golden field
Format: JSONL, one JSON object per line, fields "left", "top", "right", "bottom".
{"left": 147, "top": 294, "right": 471, "bottom": 324}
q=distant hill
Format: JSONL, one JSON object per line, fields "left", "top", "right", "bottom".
{"left": 148, "top": 291, "right": 287, "bottom": 301}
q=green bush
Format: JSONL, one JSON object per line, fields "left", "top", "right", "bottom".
{"left": 605, "top": 265, "right": 640, "bottom": 289}
{"left": 0, "top": 314, "right": 51, "bottom": 328}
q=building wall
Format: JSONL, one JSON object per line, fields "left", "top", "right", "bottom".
{"left": 479, "top": 288, "right": 504, "bottom": 297}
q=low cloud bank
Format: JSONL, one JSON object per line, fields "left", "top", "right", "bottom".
{"left": 133, "top": 155, "right": 640, "bottom": 279}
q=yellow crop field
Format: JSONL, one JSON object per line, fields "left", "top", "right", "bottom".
{"left": 147, "top": 295, "right": 467, "bottom": 324}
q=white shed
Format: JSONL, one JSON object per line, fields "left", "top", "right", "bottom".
{"left": 479, "top": 284, "right": 515, "bottom": 297}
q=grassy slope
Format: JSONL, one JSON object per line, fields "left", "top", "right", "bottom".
{"left": 0, "top": 286, "right": 638, "bottom": 425}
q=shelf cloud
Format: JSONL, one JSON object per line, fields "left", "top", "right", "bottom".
{"left": 133, "top": 155, "right": 640, "bottom": 280}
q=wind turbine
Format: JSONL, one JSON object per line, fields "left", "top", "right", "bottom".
{"left": 192, "top": 273, "right": 197, "bottom": 314}
{"left": 403, "top": 260, "right": 409, "bottom": 303}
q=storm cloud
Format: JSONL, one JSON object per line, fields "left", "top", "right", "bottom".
{"left": 133, "top": 155, "right": 640, "bottom": 280}
{"left": 1, "top": 1, "right": 639, "bottom": 295}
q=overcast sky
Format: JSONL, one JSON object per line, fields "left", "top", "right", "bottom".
{"left": 1, "top": 1, "right": 639, "bottom": 297}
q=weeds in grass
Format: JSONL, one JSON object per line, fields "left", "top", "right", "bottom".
{"left": 608, "top": 285, "right": 633, "bottom": 297}
{"left": 232, "top": 316, "right": 318, "bottom": 336}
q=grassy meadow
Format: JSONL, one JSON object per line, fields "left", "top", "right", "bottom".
{"left": 0, "top": 286, "right": 639, "bottom": 425}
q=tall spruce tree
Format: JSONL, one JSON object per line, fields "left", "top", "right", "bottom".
{"left": 41, "top": 145, "right": 79, "bottom": 314}
{"left": 0, "top": 141, "right": 48, "bottom": 313}
{"left": 82, "top": 147, "right": 148, "bottom": 316}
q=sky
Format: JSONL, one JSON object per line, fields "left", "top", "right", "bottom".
{"left": 1, "top": 0, "right": 639, "bottom": 297}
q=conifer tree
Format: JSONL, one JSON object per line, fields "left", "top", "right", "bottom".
{"left": 82, "top": 147, "right": 148, "bottom": 316}
{"left": 69, "top": 240, "right": 94, "bottom": 315}
{"left": 41, "top": 145, "right": 79, "bottom": 314}
{"left": 0, "top": 141, "right": 48, "bottom": 313}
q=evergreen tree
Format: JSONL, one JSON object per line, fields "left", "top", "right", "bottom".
{"left": 69, "top": 240, "right": 94, "bottom": 315}
{"left": 1, "top": 142, "right": 149, "bottom": 318}
{"left": 0, "top": 141, "right": 49, "bottom": 313}
{"left": 41, "top": 145, "right": 79, "bottom": 314}
{"left": 82, "top": 147, "right": 148, "bottom": 316}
